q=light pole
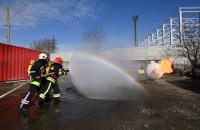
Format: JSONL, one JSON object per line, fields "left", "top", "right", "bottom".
{"left": 133, "top": 15, "right": 138, "bottom": 47}
{"left": 6, "top": 6, "right": 11, "bottom": 44}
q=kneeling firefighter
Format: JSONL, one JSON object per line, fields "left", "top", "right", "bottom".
{"left": 20, "top": 53, "right": 48, "bottom": 111}
{"left": 39, "top": 57, "right": 68, "bottom": 104}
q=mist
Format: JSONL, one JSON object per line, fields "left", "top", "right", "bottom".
{"left": 68, "top": 48, "right": 145, "bottom": 100}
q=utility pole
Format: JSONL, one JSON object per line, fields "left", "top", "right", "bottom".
{"left": 6, "top": 6, "right": 11, "bottom": 44}
{"left": 198, "top": 12, "right": 200, "bottom": 38}
{"left": 132, "top": 15, "right": 138, "bottom": 47}
{"left": 51, "top": 35, "right": 56, "bottom": 54}
{"left": 179, "top": 7, "right": 183, "bottom": 45}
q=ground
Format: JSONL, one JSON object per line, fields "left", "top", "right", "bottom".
{"left": 0, "top": 75, "right": 200, "bottom": 130}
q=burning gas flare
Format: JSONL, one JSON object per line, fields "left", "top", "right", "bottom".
{"left": 146, "top": 57, "right": 174, "bottom": 79}
{"left": 158, "top": 57, "right": 174, "bottom": 74}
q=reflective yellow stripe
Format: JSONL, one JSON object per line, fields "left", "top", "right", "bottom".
{"left": 47, "top": 77, "right": 55, "bottom": 83}
{"left": 39, "top": 93, "right": 45, "bottom": 99}
{"left": 44, "top": 82, "right": 52, "bottom": 95}
{"left": 59, "top": 71, "right": 63, "bottom": 75}
{"left": 30, "top": 81, "right": 40, "bottom": 87}
{"left": 53, "top": 94, "right": 61, "bottom": 98}
{"left": 40, "top": 67, "right": 45, "bottom": 74}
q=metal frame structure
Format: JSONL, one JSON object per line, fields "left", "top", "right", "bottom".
{"left": 139, "top": 7, "right": 200, "bottom": 47}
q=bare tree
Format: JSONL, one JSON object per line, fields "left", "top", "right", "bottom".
{"left": 30, "top": 36, "right": 58, "bottom": 54}
{"left": 82, "top": 24, "right": 106, "bottom": 51}
{"left": 171, "top": 29, "right": 200, "bottom": 78}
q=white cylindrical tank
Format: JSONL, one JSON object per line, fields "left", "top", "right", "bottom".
{"left": 146, "top": 61, "right": 163, "bottom": 79}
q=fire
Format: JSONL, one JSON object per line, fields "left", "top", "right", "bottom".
{"left": 146, "top": 57, "right": 174, "bottom": 80}
{"left": 158, "top": 57, "right": 173, "bottom": 74}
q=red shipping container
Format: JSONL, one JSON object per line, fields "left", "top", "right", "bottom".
{"left": 0, "top": 43, "right": 48, "bottom": 82}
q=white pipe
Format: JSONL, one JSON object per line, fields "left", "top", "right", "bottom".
{"left": 0, "top": 82, "right": 27, "bottom": 99}
{"left": 3, "top": 80, "right": 27, "bottom": 83}
{"left": 0, "top": 73, "right": 54, "bottom": 99}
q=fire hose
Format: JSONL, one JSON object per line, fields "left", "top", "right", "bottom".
{"left": 0, "top": 73, "right": 54, "bottom": 99}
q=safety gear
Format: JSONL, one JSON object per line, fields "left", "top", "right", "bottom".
{"left": 29, "top": 60, "right": 46, "bottom": 78}
{"left": 39, "top": 78, "right": 61, "bottom": 103}
{"left": 30, "top": 81, "right": 40, "bottom": 87}
{"left": 27, "top": 60, "right": 35, "bottom": 72}
{"left": 39, "top": 62, "right": 66, "bottom": 103}
{"left": 53, "top": 104, "right": 60, "bottom": 113}
{"left": 46, "top": 62, "right": 51, "bottom": 74}
{"left": 20, "top": 59, "right": 47, "bottom": 111}
{"left": 27, "top": 60, "right": 35, "bottom": 79}
{"left": 49, "top": 63, "right": 67, "bottom": 78}
{"left": 64, "top": 69, "right": 69, "bottom": 74}
{"left": 39, "top": 53, "right": 48, "bottom": 60}
{"left": 38, "top": 97, "right": 45, "bottom": 106}
{"left": 19, "top": 104, "right": 28, "bottom": 112}
{"left": 20, "top": 91, "right": 30, "bottom": 111}
{"left": 45, "top": 93, "right": 52, "bottom": 102}
{"left": 53, "top": 94, "right": 61, "bottom": 98}
{"left": 47, "top": 77, "right": 56, "bottom": 83}
{"left": 54, "top": 57, "right": 63, "bottom": 64}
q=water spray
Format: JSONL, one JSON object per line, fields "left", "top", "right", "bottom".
{"left": 69, "top": 51, "right": 146, "bottom": 100}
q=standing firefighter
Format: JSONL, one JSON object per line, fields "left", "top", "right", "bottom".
{"left": 39, "top": 57, "right": 68, "bottom": 104}
{"left": 20, "top": 53, "right": 48, "bottom": 112}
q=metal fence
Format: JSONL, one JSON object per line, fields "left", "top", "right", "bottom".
{"left": 139, "top": 7, "right": 200, "bottom": 47}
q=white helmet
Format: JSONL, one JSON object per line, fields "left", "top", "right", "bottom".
{"left": 39, "top": 53, "right": 47, "bottom": 60}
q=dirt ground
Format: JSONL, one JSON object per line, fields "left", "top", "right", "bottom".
{"left": 0, "top": 75, "right": 200, "bottom": 130}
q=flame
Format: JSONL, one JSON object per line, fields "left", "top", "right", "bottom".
{"left": 158, "top": 57, "right": 174, "bottom": 74}
{"left": 146, "top": 57, "right": 174, "bottom": 80}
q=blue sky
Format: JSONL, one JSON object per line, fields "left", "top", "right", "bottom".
{"left": 0, "top": 0, "right": 200, "bottom": 52}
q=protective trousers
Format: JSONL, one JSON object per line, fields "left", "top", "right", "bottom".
{"left": 39, "top": 76, "right": 60, "bottom": 102}
{"left": 20, "top": 79, "right": 41, "bottom": 109}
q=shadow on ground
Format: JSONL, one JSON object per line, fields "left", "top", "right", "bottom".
{"left": 167, "top": 79, "right": 200, "bottom": 94}
{"left": 0, "top": 76, "right": 200, "bottom": 130}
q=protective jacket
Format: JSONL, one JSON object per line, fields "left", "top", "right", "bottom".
{"left": 49, "top": 63, "right": 67, "bottom": 79}
{"left": 29, "top": 60, "right": 47, "bottom": 79}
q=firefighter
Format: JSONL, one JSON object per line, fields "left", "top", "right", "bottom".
{"left": 38, "top": 57, "right": 68, "bottom": 104}
{"left": 19, "top": 53, "right": 48, "bottom": 112}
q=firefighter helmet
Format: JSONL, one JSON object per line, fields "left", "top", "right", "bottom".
{"left": 39, "top": 53, "right": 48, "bottom": 60}
{"left": 55, "top": 57, "right": 63, "bottom": 64}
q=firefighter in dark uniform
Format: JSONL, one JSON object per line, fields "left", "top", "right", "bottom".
{"left": 20, "top": 53, "right": 48, "bottom": 112}
{"left": 39, "top": 57, "right": 68, "bottom": 104}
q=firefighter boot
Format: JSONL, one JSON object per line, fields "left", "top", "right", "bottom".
{"left": 19, "top": 94, "right": 30, "bottom": 113}
{"left": 53, "top": 104, "right": 61, "bottom": 113}
{"left": 38, "top": 98, "right": 45, "bottom": 106}
{"left": 53, "top": 97, "right": 60, "bottom": 104}
{"left": 45, "top": 93, "right": 52, "bottom": 102}
{"left": 19, "top": 102, "right": 28, "bottom": 113}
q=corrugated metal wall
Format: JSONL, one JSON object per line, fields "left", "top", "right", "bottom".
{"left": 0, "top": 43, "right": 44, "bottom": 82}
